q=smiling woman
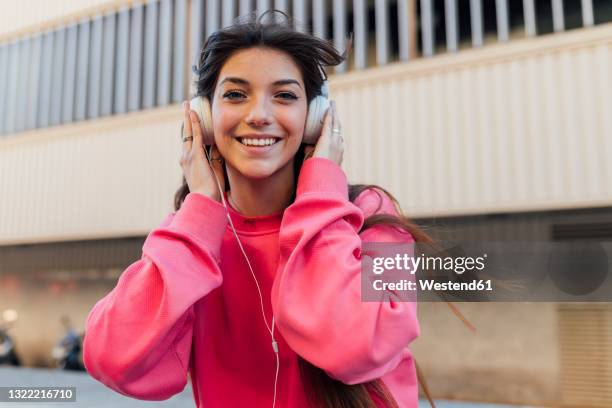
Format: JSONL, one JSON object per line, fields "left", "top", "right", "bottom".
{"left": 212, "top": 48, "right": 308, "bottom": 187}
{"left": 83, "top": 10, "right": 436, "bottom": 408}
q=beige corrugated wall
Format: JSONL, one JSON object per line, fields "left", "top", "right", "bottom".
{"left": 0, "top": 0, "right": 134, "bottom": 41}
{"left": 0, "top": 108, "right": 182, "bottom": 244}
{"left": 334, "top": 23, "right": 612, "bottom": 218}
{"left": 1, "top": 23, "right": 611, "bottom": 245}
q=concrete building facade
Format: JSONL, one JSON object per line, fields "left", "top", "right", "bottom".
{"left": 1, "top": 1, "right": 611, "bottom": 406}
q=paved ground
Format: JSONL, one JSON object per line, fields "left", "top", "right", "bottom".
{"left": 0, "top": 367, "right": 193, "bottom": 408}
{"left": 0, "top": 367, "right": 528, "bottom": 407}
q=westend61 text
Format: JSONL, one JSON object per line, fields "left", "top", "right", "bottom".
{"left": 372, "top": 279, "right": 493, "bottom": 291}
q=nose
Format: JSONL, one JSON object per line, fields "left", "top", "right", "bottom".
{"left": 245, "top": 97, "right": 272, "bottom": 128}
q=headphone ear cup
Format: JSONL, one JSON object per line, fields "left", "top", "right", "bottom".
{"left": 189, "top": 97, "right": 215, "bottom": 145}
{"left": 303, "top": 95, "right": 330, "bottom": 145}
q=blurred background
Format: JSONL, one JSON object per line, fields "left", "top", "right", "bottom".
{"left": 1, "top": 0, "right": 611, "bottom": 407}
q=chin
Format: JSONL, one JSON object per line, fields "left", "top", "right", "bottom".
{"left": 236, "top": 162, "right": 282, "bottom": 179}
{"left": 234, "top": 156, "right": 295, "bottom": 180}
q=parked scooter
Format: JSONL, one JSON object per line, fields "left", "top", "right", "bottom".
{"left": 0, "top": 309, "right": 21, "bottom": 366}
{"left": 51, "top": 316, "right": 84, "bottom": 371}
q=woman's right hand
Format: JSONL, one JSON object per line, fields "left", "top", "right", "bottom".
{"left": 180, "top": 101, "right": 225, "bottom": 202}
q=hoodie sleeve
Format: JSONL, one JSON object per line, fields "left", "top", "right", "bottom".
{"left": 83, "top": 192, "right": 228, "bottom": 400}
{"left": 271, "top": 158, "right": 419, "bottom": 385}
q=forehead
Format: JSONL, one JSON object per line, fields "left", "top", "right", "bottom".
{"left": 217, "top": 47, "right": 304, "bottom": 86}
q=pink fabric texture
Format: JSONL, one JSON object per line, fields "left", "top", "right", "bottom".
{"left": 84, "top": 157, "right": 419, "bottom": 407}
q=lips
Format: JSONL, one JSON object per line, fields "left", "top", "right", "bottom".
{"left": 237, "top": 137, "right": 280, "bottom": 142}
{"left": 236, "top": 137, "right": 280, "bottom": 146}
{"left": 235, "top": 133, "right": 283, "bottom": 148}
{"left": 236, "top": 134, "right": 281, "bottom": 139}
{"left": 236, "top": 139, "right": 281, "bottom": 154}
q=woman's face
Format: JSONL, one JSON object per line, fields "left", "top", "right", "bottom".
{"left": 211, "top": 47, "right": 308, "bottom": 180}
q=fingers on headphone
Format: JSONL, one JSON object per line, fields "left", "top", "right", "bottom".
{"left": 321, "top": 104, "right": 331, "bottom": 130}
{"left": 330, "top": 100, "right": 339, "bottom": 131}
{"left": 189, "top": 109, "right": 203, "bottom": 150}
{"left": 182, "top": 102, "right": 193, "bottom": 153}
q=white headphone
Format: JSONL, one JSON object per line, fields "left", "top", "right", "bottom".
{"left": 190, "top": 77, "right": 331, "bottom": 408}
{"left": 189, "top": 80, "right": 330, "bottom": 146}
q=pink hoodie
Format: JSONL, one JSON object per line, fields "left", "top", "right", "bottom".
{"left": 84, "top": 157, "right": 419, "bottom": 407}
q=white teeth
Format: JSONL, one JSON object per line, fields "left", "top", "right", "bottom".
{"left": 240, "top": 138, "right": 278, "bottom": 146}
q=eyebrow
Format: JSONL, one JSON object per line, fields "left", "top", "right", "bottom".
{"left": 219, "top": 77, "right": 302, "bottom": 88}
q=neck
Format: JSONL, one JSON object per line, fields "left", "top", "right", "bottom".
{"left": 225, "top": 161, "right": 295, "bottom": 217}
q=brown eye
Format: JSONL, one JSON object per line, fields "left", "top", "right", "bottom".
{"left": 223, "top": 91, "right": 246, "bottom": 100}
{"left": 276, "top": 92, "right": 298, "bottom": 100}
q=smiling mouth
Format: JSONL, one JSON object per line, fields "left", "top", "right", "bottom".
{"left": 237, "top": 137, "right": 281, "bottom": 147}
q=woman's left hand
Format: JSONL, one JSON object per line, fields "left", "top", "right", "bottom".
{"left": 304, "top": 100, "right": 344, "bottom": 165}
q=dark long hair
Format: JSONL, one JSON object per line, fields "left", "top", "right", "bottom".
{"left": 174, "top": 11, "right": 449, "bottom": 408}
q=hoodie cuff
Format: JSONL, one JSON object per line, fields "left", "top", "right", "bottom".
{"left": 169, "top": 192, "right": 228, "bottom": 258}
{"left": 297, "top": 157, "right": 348, "bottom": 199}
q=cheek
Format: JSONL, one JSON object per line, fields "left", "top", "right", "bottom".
{"left": 280, "top": 106, "right": 308, "bottom": 139}
{"left": 212, "top": 111, "right": 241, "bottom": 145}
{"left": 213, "top": 108, "right": 239, "bottom": 131}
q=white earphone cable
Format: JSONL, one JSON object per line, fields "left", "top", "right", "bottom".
{"left": 193, "top": 75, "right": 329, "bottom": 408}
{"left": 203, "top": 147, "right": 280, "bottom": 408}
